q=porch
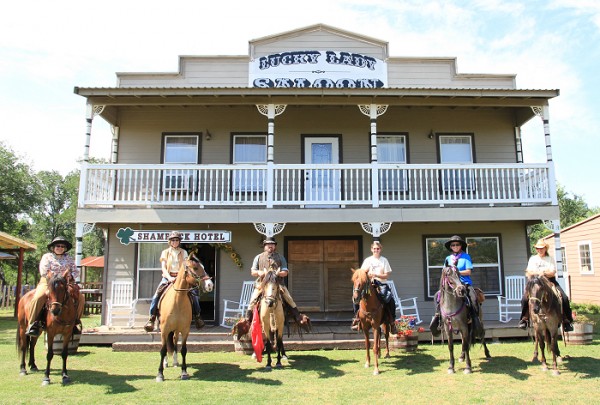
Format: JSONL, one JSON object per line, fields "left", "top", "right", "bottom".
{"left": 80, "top": 320, "right": 530, "bottom": 352}
{"left": 79, "top": 162, "right": 555, "bottom": 209}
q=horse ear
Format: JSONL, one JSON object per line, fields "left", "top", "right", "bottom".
{"left": 351, "top": 268, "right": 357, "bottom": 273}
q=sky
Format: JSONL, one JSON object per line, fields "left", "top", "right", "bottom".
{"left": 1, "top": 0, "right": 599, "bottom": 207}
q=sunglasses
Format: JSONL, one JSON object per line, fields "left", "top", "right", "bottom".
{"left": 450, "top": 243, "right": 462, "bottom": 247}
{"left": 54, "top": 245, "right": 67, "bottom": 248}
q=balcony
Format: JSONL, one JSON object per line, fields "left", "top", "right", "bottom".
{"left": 78, "top": 162, "right": 554, "bottom": 209}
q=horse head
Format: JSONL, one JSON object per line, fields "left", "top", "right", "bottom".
{"left": 526, "top": 276, "right": 550, "bottom": 315}
{"left": 47, "top": 271, "right": 69, "bottom": 317}
{"left": 351, "top": 268, "right": 370, "bottom": 305}
{"left": 442, "top": 266, "right": 466, "bottom": 297}
{"left": 261, "top": 269, "right": 280, "bottom": 308}
{"left": 182, "top": 259, "right": 202, "bottom": 288}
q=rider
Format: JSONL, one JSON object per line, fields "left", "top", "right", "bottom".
{"left": 244, "top": 237, "right": 309, "bottom": 328}
{"left": 430, "top": 235, "right": 481, "bottom": 337}
{"left": 517, "top": 238, "right": 573, "bottom": 331}
{"left": 351, "top": 241, "right": 397, "bottom": 334}
{"left": 26, "top": 236, "right": 84, "bottom": 337}
{"left": 144, "top": 231, "right": 204, "bottom": 332}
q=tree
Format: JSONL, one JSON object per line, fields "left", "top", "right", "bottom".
{"left": 527, "top": 184, "right": 598, "bottom": 253}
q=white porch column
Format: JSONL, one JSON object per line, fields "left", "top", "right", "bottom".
{"left": 514, "top": 126, "right": 523, "bottom": 163}
{"left": 111, "top": 125, "right": 120, "bottom": 163}
{"left": 257, "top": 104, "right": 286, "bottom": 208}
{"left": 358, "top": 104, "right": 388, "bottom": 208}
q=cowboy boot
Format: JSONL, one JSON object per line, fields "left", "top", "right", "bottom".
{"left": 429, "top": 314, "right": 441, "bottom": 337}
{"left": 245, "top": 308, "right": 253, "bottom": 323}
{"left": 518, "top": 296, "right": 529, "bottom": 329}
{"left": 351, "top": 317, "right": 360, "bottom": 331}
{"left": 144, "top": 315, "right": 156, "bottom": 332}
{"left": 73, "top": 319, "right": 83, "bottom": 335}
{"left": 289, "top": 306, "right": 305, "bottom": 324}
{"left": 25, "top": 321, "right": 42, "bottom": 337}
{"left": 194, "top": 314, "right": 205, "bottom": 329}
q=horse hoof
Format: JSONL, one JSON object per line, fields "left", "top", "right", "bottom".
{"left": 364, "top": 362, "right": 369, "bottom": 369}
{"left": 42, "top": 379, "right": 50, "bottom": 386}
{"left": 373, "top": 370, "right": 380, "bottom": 376}
{"left": 541, "top": 366, "right": 548, "bottom": 372}
{"left": 265, "top": 366, "right": 272, "bottom": 371}
{"left": 463, "top": 368, "right": 472, "bottom": 375}
{"left": 276, "top": 364, "right": 282, "bottom": 369}
{"left": 552, "top": 370, "right": 560, "bottom": 376}
{"left": 181, "top": 373, "right": 189, "bottom": 380}
{"left": 62, "top": 376, "right": 71, "bottom": 385}
{"left": 282, "top": 355, "right": 288, "bottom": 361}
{"left": 30, "top": 366, "right": 39, "bottom": 372}
{"left": 19, "top": 370, "right": 27, "bottom": 377}
{"left": 156, "top": 374, "right": 164, "bottom": 382}
{"left": 384, "top": 353, "right": 391, "bottom": 359}
{"left": 447, "top": 368, "right": 455, "bottom": 374}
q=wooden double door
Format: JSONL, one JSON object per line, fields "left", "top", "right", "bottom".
{"left": 287, "top": 238, "right": 360, "bottom": 312}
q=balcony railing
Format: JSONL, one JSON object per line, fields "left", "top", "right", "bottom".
{"left": 78, "top": 163, "right": 555, "bottom": 208}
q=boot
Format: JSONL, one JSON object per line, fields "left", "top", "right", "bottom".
{"left": 351, "top": 317, "right": 360, "bottom": 331}
{"left": 245, "top": 308, "right": 253, "bottom": 323}
{"left": 518, "top": 318, "right": 528, "bottom": 330}
{"left": 194, "top": 314, "right": 205, "bottom": 330}
{"left": 562, "top": 320, "right": 573, "bottom": 332}
{"left": 429, "top": 314, "right": 441, "bottom": 337}
{"left": 289, "top": 306, "right": 306, "bottom": 325}
{"left": 144, "top": 315, "right": 156, "bottom": 332}
{"left": 25, "top": 321, "right": 42, "bottom": 337}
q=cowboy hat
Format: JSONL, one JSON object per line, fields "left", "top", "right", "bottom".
{"left": 444, "top": 235, "right": 467, "bottom": 251}
{"left": 168, "top": 231, "right": 183, "bottom": 241}
{"left": 534, "top": 239, "right": 549, "bottom": 250}
{"left": 262, "top": 237, "right": 277, "bottom": 245}
{"left": 47, "top": 236, "right": 73, "bottom": 252}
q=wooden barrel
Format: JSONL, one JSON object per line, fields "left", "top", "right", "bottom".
{"left": 45, "top": 333, "right": 81, "bottom": 355}
{"left": 393, "top": 334, "right": 419, "bottom": 352}
{"left": 233, "top": 335, "right": 254, "bottom": 355}
{"left": 565, "top": 323, "right": 594, "bottom": 345}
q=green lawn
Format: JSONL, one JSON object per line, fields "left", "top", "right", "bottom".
{"left": 2, "top": 309, "right": 599, "bottom": 404}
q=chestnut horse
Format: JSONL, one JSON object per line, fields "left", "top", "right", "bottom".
{"left": 156, "top": 258, "right": 205, "bottom": 382}
{"left": 17, "top": 269, "right": 82, "bottom": 385}
{"left": 259, "top": 269, "right": 286, "bottom": 370}
{"left": 438, "top": 266, "right": 490, "bottom": 374}
{"left": 526, "top": 275, "right": 562, "bottom": 375}
{"left": 351, "top": 268, "right": 391, "bottom": 375}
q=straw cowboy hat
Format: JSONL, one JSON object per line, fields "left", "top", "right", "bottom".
{"left": 47, "top": 236, "right": 72, "bottom": 252}
{"left": 168, "top": 231, "right": 183, "bottom": 240}
{"left": 534, "top": 239, "right": 549, "bottom": 250}
{"left": 444, "top": 235, "right": 467, "bottom": 251}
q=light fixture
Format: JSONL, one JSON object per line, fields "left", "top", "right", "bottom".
{"left": 428, "top": 130, "right": 435, "bottom": 139}
{"left": 205, "top": 130, "right": 212, "bottom": 141}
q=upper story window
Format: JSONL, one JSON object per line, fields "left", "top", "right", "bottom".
{"left": 161, "top": 133, "right": 200, "bottom": 192}
{"left": 425, "top": 235, "right": 501, "bottom": 298}
{"left": 232, "top": 134, "right": 267, "bottom": 192}
{"left": 439, "top": 134, "right": 474, "bottom": 191}
{"left": 377, "top": 134, "right": 407, "bottom": 192}
{"left": 578, "top": 241, "right": 594, "bottom": 274}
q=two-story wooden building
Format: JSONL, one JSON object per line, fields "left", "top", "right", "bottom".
{"left": 74, "top": 24, "right": 561, "bottom": 326}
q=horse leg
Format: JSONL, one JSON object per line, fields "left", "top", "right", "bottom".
{"left": 482, "top": 339, "right": 491, "bottom": 359}
{"left": 383, "top": 324, "right": 391, "bottom": 359}
{"left": 157, "top": 343, "right": 167, "bottom": 382}
{"left": 373, "top": 326, "right": 380, "bottom": 375}
{"left": 43, "top": 335, "right": 55, "bottom": 386}
{"left": 28, "top": 337, "right": 39, "bottom": 372}
{"left": 172, "top": 333, "right": 179, "bottom": 368}
{"left": 532, "top": 337, "right": 539, "bottom": 363}
{"left": 275, "top": 335, "right": 284, "bottom": 369}
{"left": 462, "top": 332, "right": 472, "bottom": 374}
{"left": 446, "top": 329, "right": 455, "bottom": 374}
{"left": 363, "top": 328, "right": 371, "bottom": 369}
{"left": 265, "top": 338, "right": 273, "bottom": 371}
{"left": 61, "top": 344, "right": 71, "bottom": 385}
{"left": 180, "top": 339, "right": 189, "bottom": 380}
{"left": 539, "top": 333, "right": 548, "bottom": 371}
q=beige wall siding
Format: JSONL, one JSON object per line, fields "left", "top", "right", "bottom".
{"left": 548, "top": 216, "right": 600, "bottom": 304}
{"left": 115, "top": 106, "right": 517, "bottom": 166}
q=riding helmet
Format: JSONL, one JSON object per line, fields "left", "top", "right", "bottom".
{"left": 47, "top": 236, "right": 73, "bottom": 252}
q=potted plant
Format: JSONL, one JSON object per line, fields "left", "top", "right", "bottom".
{"left": 393, "top": 316, "right": 425, "bottom": 352}
{"left": 566, "top": 311, "right": 595, "bottom": 345}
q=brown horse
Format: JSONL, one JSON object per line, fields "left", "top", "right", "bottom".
{"left": 351, "top": 268, "right": 391, "bottom": 375}
{"left": 259, "top": 269, "right": 286, "bottom": 370}
{"left": 438, "top": 266, "right": 490, "bottom": 374}
{"left": 527, "top": 275, "right": 562, "bottom": 375}
{"left": 155, "top": 258, "right": 202, "bottom": 382}
{"left": 17, "top": 269, "right": 81, "bottom": 385}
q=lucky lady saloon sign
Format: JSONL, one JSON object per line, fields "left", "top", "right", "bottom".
{"left": 249, "top": 50, "right": 388, "bottom": 88}
{"left": 116, "top": 228, "right": 231, "bottom": 245}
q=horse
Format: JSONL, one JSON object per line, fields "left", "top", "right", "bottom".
{"left": 17, "top": 269, "right": 82, "bottom": 385}
{"left": 259, "top": 269, "right": 286, "bottom": 370}
{"left": 526, "top": 275, "right": 562, "bottom": 375}
{"left": 351, "top": 268, "right": 391, "bottom": 376}
{"left": 155, "top": 257, "right": 208, "bottom": 382}
{"left": 438, "top": 265, "right": 490, "bottom": 374}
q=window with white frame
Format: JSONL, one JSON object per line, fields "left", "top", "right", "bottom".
{"left": 578, "top": 241, "right": 594, "bottom": 274}
{"left": 426, "top": 235, "right": 501, "bottom": 298}
{"left": 560, "top": 246, "right": 567, "bottom": 273}
{"left": 162, "top": 134, "right": 200, "bottom": 191}
{"left": 377, "top": 134, "right": 407, "bottom": 192}
{"left": 137, "top": 243, "right": 166, "bottom": 299}
{"left": 439, "top": 134, "right": 474, "bottom": 191}
{"left": 232, "top": 134, "right": 267, "bottom": 191}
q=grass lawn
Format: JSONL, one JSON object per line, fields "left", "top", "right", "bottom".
{"left": 2, "top": 308, "right": 599, "bottom": 404}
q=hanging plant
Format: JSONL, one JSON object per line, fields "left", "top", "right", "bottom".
{"left": 211, "top": 243, "right": 244, "bottom": 271}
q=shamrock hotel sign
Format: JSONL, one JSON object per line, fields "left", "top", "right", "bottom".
{"left": 249, "top": 50, "right": 388, "bottom": 88}
{"left": 116, "top": 228, "right": 231, "bottom": 245}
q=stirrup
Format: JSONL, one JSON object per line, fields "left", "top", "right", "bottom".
{"left": 144, "top": 319, "right": 155, "bottom": 333}
{"left": 25, "top": 322, "right": 41, "bottom": 337}
{"left": 518, "top": 319, "right": 528, "bottom": 330}
{"left": 351, "top": 318, "right": 360, "bottom": 331}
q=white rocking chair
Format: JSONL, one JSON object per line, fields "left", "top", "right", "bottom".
{"left": 221, "top": 281, "right": 255, "bottom": 328}
{"left": 388, "top": 280, "right": 422, "bottom": 324}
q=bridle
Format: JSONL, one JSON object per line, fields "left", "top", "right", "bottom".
{"left": 173, "top": 263, "right": 201, "bottom": 292}
{"left": 439, "top": 266, "right": 467, "bottom": 319}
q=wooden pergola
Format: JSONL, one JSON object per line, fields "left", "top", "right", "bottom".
{"left": 0, "top": 231, "right": 37, "bottom": 315}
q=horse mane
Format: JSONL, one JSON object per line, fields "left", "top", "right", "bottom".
{"left": 351, "top": 268, "right": 369, "bottom": 284}
{"left": 527, "top": 275, "right": 562, "bottom": 314}
{"left": 261, "top": 270, "right": 280, "bottom": 289}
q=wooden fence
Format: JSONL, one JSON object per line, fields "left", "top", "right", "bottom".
{"left": 0, "top": 284, "right": 33, "bottom": 309}
{"left": 0, "top": 283, "right": 103, "bottom": 315}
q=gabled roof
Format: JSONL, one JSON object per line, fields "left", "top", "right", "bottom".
{"left": 0, "top": 231, "right": 37, "bottom": 251}
{"left": 545, "top": 214, "right": 600, "bottom": 238}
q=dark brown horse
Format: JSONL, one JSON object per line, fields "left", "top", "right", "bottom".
{"left": 156, "top": 258, "right": 202, "bottom": 382}
{"left": 438, "top": 266, "right": 490, "bottom": 374}
{"left": 527, "top": 275, "right": 562, "bottom": 375}
{"left": 259, "top": 269, "right": 286, "bottom": 370}
{"left": 351, "top": 268, "right": 391, "bottom": 375}
{"left": 17, "top": 269, "right": 80, "bottom": 385}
